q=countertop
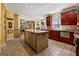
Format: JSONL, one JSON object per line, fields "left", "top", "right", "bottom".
{"left": 25, "top": 29, "right": 48, "bottom": 33}
{"left": 48, "top": 29, "right": 75, "bottom": 33}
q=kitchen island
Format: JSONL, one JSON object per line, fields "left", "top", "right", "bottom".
{"left": 24, "top": 30, "right": 48, "bottom": 53}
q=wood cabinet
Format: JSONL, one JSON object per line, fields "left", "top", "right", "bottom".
{"left": 77, "top": 5, "right": 79, "bottom": 24}
{"left": 37, "top": 33, "right": 48, "bottom": 52}
{"left": 76, "top": 39, "right": 79, "bottom": 56}
{"left": 49, "top": 30, "right": 74, "bottom": 45}
{"left": 77, "top": 14, "right": 79, "bottom": 24}
{"left": 46, "top": 16, "right": 52, "bottom": 26}
{"left": 76, "top": 46, "right": 79, "bottom": 56}
{"left": 68, "top": 10, "right": 77, "bottom": 25}
{"left": 61, "top": 12, "right": 68, "bottom": 25}
{"left": 24, "top": 30, "right": 48, "bottom": 53}
{"left": 77, "top": 7, "right": 79, "bottom": 25}
{"left": 61, "top": 10, "right": 77, "bottom": 25}
{"left": 49, "top": 30, "right": 60, "bottom": 41}
{"left": 60, "top": 32, "right": 74, "bottom": 45}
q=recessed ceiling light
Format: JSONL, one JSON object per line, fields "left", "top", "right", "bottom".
{"left": 30, "top": 6, "right": 34, "bottom": 9}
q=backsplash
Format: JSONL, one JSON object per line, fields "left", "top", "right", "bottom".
{"left": 76, "top": 25, "right": 79, "bottom": 32}
{"left": 61, "top": 25, "right": 77, "bottom": 32}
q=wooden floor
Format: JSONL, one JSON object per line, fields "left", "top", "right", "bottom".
{"left": 1, "top": 35, "right": 76, "bottom": 56}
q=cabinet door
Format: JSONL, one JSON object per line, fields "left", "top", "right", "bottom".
{"left": 60, "top": 37, "right": 66, "bottom": 43}
{"left": 52, "top": 31, "right": 60, "bottom": 41}
{"left": 48, "top": 30, "right": 53, "bottom": 39}
{"left": 76, "top": 46, "right": 79, "bottom": 56}
{"left": 70, "top": 33, "right": 74, "bottom": 44}
{"left": 67, "top": 10, "right": 77, "bottom": 25}
{"left": 60, "top": 33, "right": 74, "bottom": 44}
{"left": 32, "top": 33, "right": 37, "bottom": 50}
{"left": 61, "top": 13, "right": 64, "bottom": 25}
{"left": 46, "top": 16, "right": 52, "bottom": 26}
{"left": 24, "top": 32, "right": 27, "bottom": 42}
{"left": 77, "top": 14, "right": 79, "bottom": 24}
{"left": 49, "top": 30, "right": 60, "bottom": 41}
{"left": 61, "top": 13, "right": 69, "bottom": 25}
{"left": 28, "top": 32, "right": 33, "bottom": 47}
{"left": 76, "top": 39, "right": 79, "bottom": 56}
{"left": 37, "top": 33, "right": 48, "bottom": 53}
{"left": 60, "top": 32, "right": 69, "bottom": 43}
{"left": 60, "top": 37, "right": 70, "bottom": 44}
{"left": 61, "top": 10, "right": 77, "bottom": 25}
{"left": 46, "top": 17, "right": 50, "bottom": 26}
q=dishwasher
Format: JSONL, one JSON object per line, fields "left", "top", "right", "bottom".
{"left": 60, "top": 32, "right": 70, "bottom": 38}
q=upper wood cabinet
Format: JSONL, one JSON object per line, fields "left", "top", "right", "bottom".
{"left": 61, "top": 10, "right": 77, "bottom": 25}
{"left": 77, "top": 14, "right": 79, "bottom": 24}
{"left": 77, "top": 6, "right": 79, "bottom": 25}
{"left": 46, "top": 16, "right": 52, "bottom": 26}
{"left": 61, "top": 12, "right": 68, "bottom": 25}
{"left": 67, "top": 10, "right": 77, "bottom": 25}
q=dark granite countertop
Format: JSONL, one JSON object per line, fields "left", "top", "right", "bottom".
{"left": 48, "top": 29, "right": 75, "bottom": 33}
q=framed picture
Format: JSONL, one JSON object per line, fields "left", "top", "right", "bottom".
{"left": 8, "top": 22, "right": 12, "bottom": 28}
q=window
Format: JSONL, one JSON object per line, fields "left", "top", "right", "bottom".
{"left": 52, "top": 13, "right": 61, "bottom": 29}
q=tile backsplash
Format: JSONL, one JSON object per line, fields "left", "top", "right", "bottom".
{"left": 61, "top": 25, "right": 77, "bottom": 31}
{"left": 76, "top": 26, "right": 79, "bottom": 32}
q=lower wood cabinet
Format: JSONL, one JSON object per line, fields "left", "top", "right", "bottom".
{"left": 49, "top": 30, "right": 60, "bottom": 41}
{"left": 60, "top": 32, "right": 74, "bottom": 45}
{"left": 49, "top": 30, "right": 74, "bottom": 45}
{"left": 76, "top": 39, "right": 79, "bottom": 56}
{"left": 76, "top": 46, "right": 79, "bottom": 56}
{"left": 60, "top": 37, "right": 73, "bottom": 44}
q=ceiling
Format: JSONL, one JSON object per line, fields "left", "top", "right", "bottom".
{"left": 6, "top": 3, "right": 76, "bottom": 19}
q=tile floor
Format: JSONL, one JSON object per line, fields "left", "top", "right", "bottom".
{"left": 0, "top": 35, "right": 76, "bottom": 56}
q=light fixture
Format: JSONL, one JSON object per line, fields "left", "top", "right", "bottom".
{"left": 30, "top": 6, "right": 34, "bottom": 9}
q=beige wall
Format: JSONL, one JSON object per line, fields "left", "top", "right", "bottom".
{"left": 14, "top": 14, "right": 19, "bottom": 29}
{"left": 0, "top": 3, "right": 1, "bottom": 53}
{"left": 18, "top": 16, "right": 20, "bottom": 29}
{"left": 6, "top": 10, "right": 14, "bottom": 40}
{"left": 0, "top": 3, "right": 6, "bottom": 53}
{"left": 14, "top": 14, "right": 21, "bottom": 38}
